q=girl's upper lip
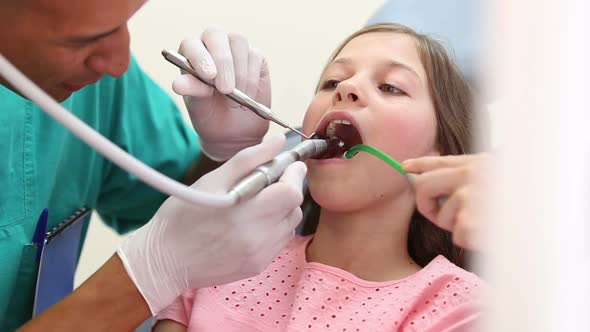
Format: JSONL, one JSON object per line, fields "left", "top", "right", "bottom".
{"left": 313, "top": 111, "right": 364, "bottom": 139}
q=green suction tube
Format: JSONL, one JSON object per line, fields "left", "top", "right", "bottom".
{"left": 343, "top": 144, "right": 410, "bottom": 179}
{"left": 344, "top": 145, "right": 447, "bottom": 203}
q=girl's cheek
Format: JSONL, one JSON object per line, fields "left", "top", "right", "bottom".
{"left": 373, "top": 113, "right": 437, "bottom": 159}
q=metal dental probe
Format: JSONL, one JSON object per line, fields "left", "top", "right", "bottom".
{"left": 228, "top": 137, "right": 344, "bottom": 202}
{"left": 162, "top": 49, "right": 309, "bottom": 139}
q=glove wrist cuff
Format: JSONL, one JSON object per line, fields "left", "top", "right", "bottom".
{"left": 117, "top": 229, "right": 178, "bottom": 315}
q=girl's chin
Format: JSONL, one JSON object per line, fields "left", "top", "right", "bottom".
{"left": 309, "top": 191, "right": 368, "bottom": 213}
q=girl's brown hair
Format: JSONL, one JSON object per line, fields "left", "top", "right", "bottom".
{"left": 301, "top": 23, "right": 475, "bottom": 269}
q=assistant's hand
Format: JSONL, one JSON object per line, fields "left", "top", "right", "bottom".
{"left": 403, "top": 153, "right": 491, "bottom": 250}
{"left": 174, "top": 27, "right": 271, "bottom": 161}
{"left": 117, "top": 134, "right": 306, "bottom": 314}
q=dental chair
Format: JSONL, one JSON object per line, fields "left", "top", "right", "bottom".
{"left": 368, "top": 0, "right": 482, "bottom": 85}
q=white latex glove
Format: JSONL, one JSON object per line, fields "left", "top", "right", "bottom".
{"left": 174, "top": 27, "right": 271, "bottom": 161}
{"left": 117, "top": 134, "right": 306, "bottom": 314}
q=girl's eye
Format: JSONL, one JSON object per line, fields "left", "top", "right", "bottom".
{"left": 379, "top": 83, "right": 406, "bottom": 96}
{"left": 320, "top": 79, "right": 340, "bottom": 90}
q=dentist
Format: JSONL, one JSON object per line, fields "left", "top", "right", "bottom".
{"left": 0, "top": 0, "right": 304, "bottom": 330}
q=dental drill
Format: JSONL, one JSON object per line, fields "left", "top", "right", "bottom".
{"left": 0, "top": 54, "right": 342, "bottom": 207}
{"left": 228, "top": 137, "right": 344, "bottom": 202}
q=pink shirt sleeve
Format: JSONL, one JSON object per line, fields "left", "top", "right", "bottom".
{"left": 398, "top": 261, "right": 485, "bottom": 332}
{"left": 423, "top": 301, "right": 481, "bottom": 332}
{"left": 154, "top": 289, "right": 197, "bottom": 327}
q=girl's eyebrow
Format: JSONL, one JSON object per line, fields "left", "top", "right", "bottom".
{"left": 331, "top": 58, "right": 352, "bottom": 66}
{"left": 385, "top": 60, "right": 422, "bottom": 85}
{"left": 323, "top": 58, "right": 351, "bottom": 72}
{"left": 332, "top": 57, "right": 419, "bottom": 77}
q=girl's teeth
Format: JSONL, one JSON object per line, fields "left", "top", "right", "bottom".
{"left": 326, "top": 121, "right": 337, "bottom": 137}
{"left": 325, "top": 119, "right": 352, "bottom": 137}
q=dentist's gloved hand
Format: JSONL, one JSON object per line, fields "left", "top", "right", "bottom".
{"left": 117, "top": 134, "right": 306, "bottom": 314}
{"left": 174, "top": 27, "right": 271, "bottom": 161}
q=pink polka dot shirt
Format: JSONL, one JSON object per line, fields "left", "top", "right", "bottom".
{"left": 156, "top": 236, "right": 483, "bottom": 331}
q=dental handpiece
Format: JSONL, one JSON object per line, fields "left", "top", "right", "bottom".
{"left": 228, "top": 138, "right": 344, "bottom": 202}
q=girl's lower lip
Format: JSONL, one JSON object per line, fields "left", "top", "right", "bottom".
{"left": 307, "top": 157, "right": 350, "bottom": 166}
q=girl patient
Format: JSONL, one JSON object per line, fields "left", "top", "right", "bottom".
{"left": 154, "top": 23, "right": 482, "bottom": 332}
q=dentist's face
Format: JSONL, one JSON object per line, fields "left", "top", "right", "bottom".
{"left": 0, "top": 0, "right": 145, "bottom": 101}
{"left": 302, "top": 32, "right": 440, "bottom": 212}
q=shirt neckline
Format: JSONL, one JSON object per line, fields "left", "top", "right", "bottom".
{"left": 296, "top": 235, "right": 447, "bottom": 288}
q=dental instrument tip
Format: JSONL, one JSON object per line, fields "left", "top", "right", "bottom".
{"left": 290, "top": 127, "right": 310, "bottom": 139}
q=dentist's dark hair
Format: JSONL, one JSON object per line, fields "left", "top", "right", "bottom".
{"left": 302, "top": 23, "right": 480, "bottom": 269}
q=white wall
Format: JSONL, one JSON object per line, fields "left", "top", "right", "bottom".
{"left": 76, "top": 0, "right": 384, "bottom": 285}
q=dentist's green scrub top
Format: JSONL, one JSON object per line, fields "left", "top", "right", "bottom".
{"left": 0, "top": 57, "right": 200, "bottom": 328}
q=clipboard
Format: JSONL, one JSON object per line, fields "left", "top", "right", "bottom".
{"left": 32, "top": 208, "right": 90, "bottom": 316}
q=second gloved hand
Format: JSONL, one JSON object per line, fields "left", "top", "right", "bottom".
{"left": 174, "top": 27, "right": 271, "bottom": 161}
{"left": 117, "top": 134, "right": 306, "bottom": 314}
{"left": 403, "top": 153, "right": 491, "bottom": 250}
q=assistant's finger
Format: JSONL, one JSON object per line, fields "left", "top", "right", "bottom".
{"left": 413, "top": 167, "right": 470, "bottom": 222}
{"left": 403, "top": 154, "right": 480, "bottom": 174}
{"left": 434, "top": 187, "right": 468, "bottom": 231}
{"left": 452, "top": 212, "right": 478, "bottom": 250}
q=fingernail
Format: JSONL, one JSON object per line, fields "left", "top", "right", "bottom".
{"left": 402, "top": 159, "right": 414, "bottom": 167}
{"left": 406, "top": 173, "right": 416, "bottom": 185}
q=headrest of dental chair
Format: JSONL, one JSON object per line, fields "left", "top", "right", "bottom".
{"left": 284, "top": 128, "right": 305, "bottom": 150}
{"left": 367, "top": 0, "right": 482, "bottom": 85}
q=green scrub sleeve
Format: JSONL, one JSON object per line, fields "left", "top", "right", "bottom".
{"left": 95, "top": 58, "right": 200, "bottom": 234}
